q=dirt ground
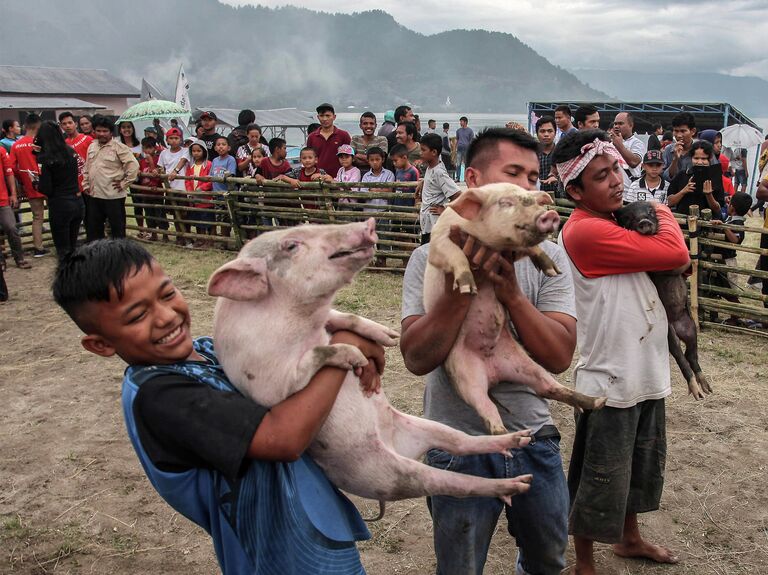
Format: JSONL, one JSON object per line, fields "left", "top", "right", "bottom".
{"left": 1, "top": 240, "right": 767, "bottom": 575}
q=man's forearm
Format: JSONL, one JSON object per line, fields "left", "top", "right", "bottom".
{"left": 401, "top": 287, "right": 472, "bottom": 375}
{"left": 615, "top": 140, "right": 640, "bottom": 168}
{"left": 667, "top": 155, "right": 680, "bottom": 179}
{"left": 502, "top": 295, "right": 575, "bottom": 373}
{"left": 706, "top": 193, "right": 721, "bottom": 213}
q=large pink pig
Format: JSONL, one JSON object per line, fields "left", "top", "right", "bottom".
{"left": 208, "top": 218, "right": 534, "bottom": 512}
{"left": 424, "top": 183, "right": 607, "bottom": 435}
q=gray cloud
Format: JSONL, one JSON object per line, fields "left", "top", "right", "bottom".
{"left": 223, "top": 0, "right": 768, "bottom": 80}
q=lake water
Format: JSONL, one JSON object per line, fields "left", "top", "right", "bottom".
{"left": 333, "top": 112, "right": 528, "bottom": 136}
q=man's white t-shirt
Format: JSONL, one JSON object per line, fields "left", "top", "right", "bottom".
{"left": 621, "top": 134, "right": 646, "bottom": 190}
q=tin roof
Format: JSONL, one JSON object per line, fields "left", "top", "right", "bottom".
{"left": 195, "top": 107, "right": 314, "bottom": 128}
{"left": 0, "top": 96, "right": 107, "bottom": 110}
{"left": 0, "top": 65, "right": 139, "bottom": 97}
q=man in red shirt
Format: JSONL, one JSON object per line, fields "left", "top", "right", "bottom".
{"left": 11, "top": 113, "right": 48, "bottom": 257}
{"left": 60, "top": 112, "right": 92, "bottom": 160}
{"left": 306, "top": 103, "right": 350, "bottom": 176}
{"left": 554, "top": 129, "right": 687, "bottom": 575}
{"left": 60, "top": 111, "right": 92, "bottom": 193}
{"left": 0, "top": 146, "right": 31, "bottom": 268}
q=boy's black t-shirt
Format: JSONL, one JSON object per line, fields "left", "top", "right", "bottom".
{"left": 133, "top": 374, "right": 268, "bottom": 483}
{"left": 718, "top": 215, "right": 746, "bottom": 259}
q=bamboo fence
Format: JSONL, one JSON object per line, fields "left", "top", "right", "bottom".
{"left": 1, "top": 172, "right": 766, "bottom": 335}
{"left": 125, "top": 173, "right": 420, "bottom": 272}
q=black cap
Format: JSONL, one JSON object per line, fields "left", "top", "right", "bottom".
{"left": 200, "top": 110, "right": 217, "bottom": 121}
{"left": 316, "top": 103, "right": 335, "bottom": 114}
{"left": 643, "top": 150, "right": 664, "bottom": 165}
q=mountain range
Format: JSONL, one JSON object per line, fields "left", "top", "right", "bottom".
{"left": 576, "top": 70, "right": 768, "bottom": 119}
{"left": 0, "top": 0, "right": 607, "bottom": 111}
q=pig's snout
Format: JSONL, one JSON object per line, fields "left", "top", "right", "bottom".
{"left": 536, "top": 210, "right": 560, "bottom": 234}
{"left": 636, "top": 218, "right": 657, "bottom": 235}
{"left": 363, "top": 217, "right": 378, "bottom": 245}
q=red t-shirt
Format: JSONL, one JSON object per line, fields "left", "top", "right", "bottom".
{"left": 306, "top": 126, "right": 351, "bottom": 177}
{"left": 561, "top": 205, "right": 689, "bottom": 278}
{"left": 0, "top": 148, "right": 14, "bottom": 207}
{"left": 65, "top": 133, "right": 93, "bottom": 161}
{"left": 139, "top": 153, "right": 163, "bottom": 189}
{"left": 11, "top": 136, "right": 44, "bottom": 199}
{"left": 719, "top": 155, "right": 735, "bottom": 196}
{"left": 259, "top": 157, "right": 291, "bottom": 180}
{"left": 65, "top": 133, "right": 93, "bottom": 192}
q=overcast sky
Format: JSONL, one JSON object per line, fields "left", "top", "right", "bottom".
{"left": 223, "top": 0, "right": 768, "bottom": 80}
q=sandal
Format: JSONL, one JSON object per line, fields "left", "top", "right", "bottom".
{"left": 15, "top": 259, "right": 32, "bottom": 269}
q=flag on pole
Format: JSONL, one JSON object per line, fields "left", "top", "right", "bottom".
{"left": 141, "top": 78, "right": 167, "bottom": 102}
{"left": 174, "top": 65, "right": 192, "bottom": 125}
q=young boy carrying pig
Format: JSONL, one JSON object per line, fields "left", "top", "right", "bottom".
{"left": 554, "top": 129, "right": 689, "bottom": 574}
{"left": 52, "top": 239, "right": 384, "bottom": 575}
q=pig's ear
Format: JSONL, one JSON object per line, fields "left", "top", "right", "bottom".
{"left": 207, "top": 257, "right": 269, "bottom": 301}
{"left": 450, "top": 189, "right": 484, "bottom": 220}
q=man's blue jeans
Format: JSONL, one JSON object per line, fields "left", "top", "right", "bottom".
{"left": 426, "top": 437, "right": 568, "bottom": 575}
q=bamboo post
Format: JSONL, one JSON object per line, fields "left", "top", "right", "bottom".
{"left": 225, "top": 178, "right": 244, "bottom": 250}
{"left": 320, "top": 180, "right": 336, "bottom": 223}
{"left": 164, "top": 180, "right": 188, "bottom": 243}
{"left": 688, "top": 205, "right": 700, "bottom": 328}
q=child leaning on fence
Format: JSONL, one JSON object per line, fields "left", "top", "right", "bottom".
{"left": 254, "top": 138, "right": 294, "bottom": 227}
{"left": 211, "top": 136, "right": 237, "bottom": 241}
{"left": 336, "top": 144, "right": 362, "bottom": 208}
{"left": 707, "top": 191, "right": 753, "bottom": 325}
{"left": 360, "top": 146, "right": 394, "bottom": 267}
{"left": 285, "top": 147, "right": 332, "bottom": 215}
{"left": 51, "top": 239, "right": 379, "bottom": 575}
{"left": 138, "top": 137, "right": 169, "bottom": 242}
{"left": 184, "top": 141, "right": 214, "bottom": 248}
{"left": 390, "top": 144, "right": 420, "bottom": 239}
{"left": 158, "top": 128, "right": 191, "bottom": 246}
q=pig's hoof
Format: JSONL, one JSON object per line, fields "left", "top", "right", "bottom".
{"left": 542, "top": 265, "right": 560, "bottom": 277}
{"left": 592, "top": 396, "right": 608, "bottom": 410}
{"left": 570, "top": 392, "right": 607, "bottom": 411}
{"left": 687, "top": 378, "right": 705, "bottom": 400}
{"left": 454, "top": 271, "right": 477, "bottom": 295}
{"left": 695, "top": 372, "right": 713, "bottom": 394}
{"left": 485, "top": 420, "right": 509, "bottom": 435}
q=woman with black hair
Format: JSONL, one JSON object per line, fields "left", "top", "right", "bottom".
{"left": 118, "top": 121, "right": 146, "bottom": 235}
{"left": 78, "top": 115, "right": 93, "bottom": 136}
{"left": 666, "top": 140, "right": 724, "bottom": 215}
{"left": 35, "top": 120, "right": 84, "bottom": 260}
{"left": 118, "top": 121, "right": 142, "bottom": 156}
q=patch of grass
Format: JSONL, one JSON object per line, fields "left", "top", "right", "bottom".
{"left": 2, "top": 515, "right": 31, "bottom": 539}
{"left": 145, "top": 243, "right": 232, "bottom": 287}
{"left": 109, "top": 532, "right": 139, "bottom": 553}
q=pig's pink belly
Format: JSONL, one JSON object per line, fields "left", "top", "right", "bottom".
{"left": 459, "top": 285, "right": 507, "bottom": 354}
{"left": 308, "top": 375, "right": 405, "bottom": 500}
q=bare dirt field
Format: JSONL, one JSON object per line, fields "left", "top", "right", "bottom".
{"left": 1, "top": 238, "right": 767, "bottom": 575}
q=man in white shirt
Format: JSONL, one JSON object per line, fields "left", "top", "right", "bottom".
{"left": 610, "top": 112, "right": 645, "bottom": 190}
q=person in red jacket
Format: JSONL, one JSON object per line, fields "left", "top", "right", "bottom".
{"left": 184, "top": 140, "right": 213, "bottom": 248}
{"left": 0, "top": 146, "right": 31, "bottom": 269}
{"left": 60, "top": 111, "right": 93, "bottom": 193}
{"left": 11, "top": 113, "right": 48, "bottom": 257}
{"left": 554, "top": 129, "right": 687, "bottom": 575}
{"left": 138, "top": 137, "right": 168, "bottom": 242}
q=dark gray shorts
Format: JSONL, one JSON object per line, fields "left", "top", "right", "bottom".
{"left": 567, "top": 398, "right": 667, "bottom": 543}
